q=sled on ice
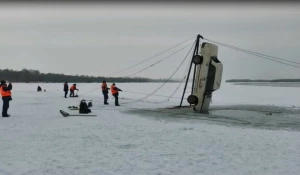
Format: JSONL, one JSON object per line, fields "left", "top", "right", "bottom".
{"left": 59, "top": 110, "right": 97, "bottom": 117}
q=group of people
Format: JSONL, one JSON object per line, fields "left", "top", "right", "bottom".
{"left": 64, "top": 81, "right": 122, "bottom": 114}
{"left": 67, "top": 81, "right": 122, "bottom": 114}
{"left": 101, "top": 81, "right": 122, "bottom": 106}
{"left": 0, "top": 79, "right": 123, "bottom": 117}
{"left": 63, "top": 82, "right": 79, "bottom": 98}
{"left": 63, "top": 81, "right": 122, "bottom": 106}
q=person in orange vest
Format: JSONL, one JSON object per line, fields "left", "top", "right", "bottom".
{"left": 69, "top": 83, "right": 79, "bottom": 97}
{"left": 102, "top": 80, "right": 110, "bottom": 105}
{"left": 0, "top": 80, "right": 12, "bottom": 117}
{"left": 110, "top": 83, "right": 122, "bottom": 106}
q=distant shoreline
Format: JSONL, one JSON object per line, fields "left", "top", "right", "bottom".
{"left": 226, "top": 79, "right": 300, "bottom": 83}
{"left": 0, "top": 68, "right": 180, "bottom": 83}
{"left": 227, "top": 82, "right": 300, "bottom": 88}
{"left": 9, "top": 81, "right": 181, "bottom": 83}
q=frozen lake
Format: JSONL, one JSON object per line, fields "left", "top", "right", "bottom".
{"left": 0, "top": 82, "right": 300, "bottom": 175}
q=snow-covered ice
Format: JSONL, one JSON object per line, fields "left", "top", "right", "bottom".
{"left": 0, "top": 82, "right": 300, "bottom": 175}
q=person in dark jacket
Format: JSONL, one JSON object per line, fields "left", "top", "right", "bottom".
{"left": 63, "top": 81, "right": 69, "bottom": 98}
{"left": 0, "top": 80, "right": 12, "bottom": 117}
{"left": 37, "top": 86, "right": 42, "bottom": 92}
{"left": 101, "top": 81, "right": 110, "bottom": 105}
{"left": 110, "top": 83, "right": 122, "bottom": 106}
{"left": 79, "top": 99, "right": 91, "bottom": 114}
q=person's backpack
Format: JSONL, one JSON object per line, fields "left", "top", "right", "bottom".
{"left": 88, "top": 102, "right": 93, "bottom": 108}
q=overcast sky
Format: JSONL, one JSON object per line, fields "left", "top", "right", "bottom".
{"left": 0, "top": 2, "right": 300, "bottom": 80}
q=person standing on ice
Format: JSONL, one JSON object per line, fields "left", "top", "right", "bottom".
{"left": 101, "top": 80, "right": 110, "bottom": 105}
{"left": 110, "top": 83, "right": 122, "bottom": 106}
{"left": 63, "top": 81, "right": 69, "bottom": 98}
{"left": 0, "top": 80, "right": 12, "bottom": 117}
{"left": 69, "top": 83, "right": 78, "bottom": 97}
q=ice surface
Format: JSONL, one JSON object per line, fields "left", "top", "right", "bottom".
{"left": 0, "top": 82, "right": 300, "bottom": 175}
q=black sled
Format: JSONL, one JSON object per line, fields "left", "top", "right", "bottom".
{"left": 59, "top": 110, "right": 96, "bottom": 117}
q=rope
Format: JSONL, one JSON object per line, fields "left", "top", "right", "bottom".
{"left": 204, "top": 38, "right": 300, "bottom": 68}
{"left": 77, "top": 40, "right": 195, "bottom": 97}
{"left": 87, "top": 56, "right": 192, "bottom": 105}
{"left": 79, "top": 88, "right": 99, "bottom": 96}
{"left": 141, "top": 46, "right": 197, "bottom": 104}
{"left": 108, "top": 35, "right": 197, "bottom": 76}
{"left": 13, "top": 89, "right": 60, "bottom": 93}
{"left": 127, "top": 42, "right": 194, "bottom": 77}
{"left": 162, "top": 51, "right": 196, "bottom": 102}
{"left": 122, "top": 40, "right": 196, "bottom": 104}
{"left": 122, "top": 90, "right": 182, "bottom": 99}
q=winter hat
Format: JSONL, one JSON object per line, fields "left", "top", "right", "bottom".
{"left": 0, "top": 80, "right": 6, "bottom": 84}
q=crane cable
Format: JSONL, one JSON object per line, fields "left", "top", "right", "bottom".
{"left": 127, "top": 42, "right": 194, "bottom": 77}
{"left": 79, "top": 37, "right": 197, "bottom": 97}
{"left": 120, "top": 47, "right": 194, "bottom": 104}
{"left": 204, "top": 38, "right": 300, "bottom": 68}
{"left": 143, "top": 47, "right": 197, "bottom": 104}
{"left": 108, "top": 35, "right": 197, "bottom": 76}
{"left": 122, "top": 39, "right": 196, "bottom": 104}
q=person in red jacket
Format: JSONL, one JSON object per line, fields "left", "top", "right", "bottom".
{"left": 69, "top": 84, "right": 79, "bottom": 97}
{"left": 0, "top": 80, "right": 12, "bottom": 117}
{"left": 110, "top": 83, "right": 122, "bottom": 106}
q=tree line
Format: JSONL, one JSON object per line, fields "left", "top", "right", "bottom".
{"left": 0, "top": 68, "right": 177, "bottom": 83}
{"left": 226, "top": 79, "right": 300, "bottom": 83}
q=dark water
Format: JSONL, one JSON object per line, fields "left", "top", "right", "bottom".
{"left": 125, "top": 104, "right": 300, "bottom": 131}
